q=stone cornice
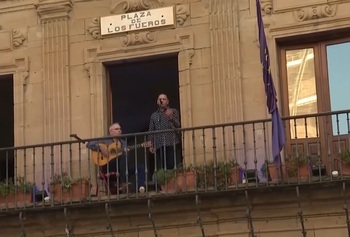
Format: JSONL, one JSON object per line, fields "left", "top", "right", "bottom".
{"left": 36, "top": 0, "right": 72, "bottom": 20}
{"left": 0, "top": 2, "right": 35, "bottom": 14}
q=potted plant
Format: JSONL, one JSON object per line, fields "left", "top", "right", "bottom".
{"left": 197, "top": 161, "right": 239, "bottom": 190}
{"left": 339, "top": 150, "right": 350, "bottom": 175}
{"left": 156, "top": 169, "right": 176, "bottom": 193}
{"left": 229, "top": 160, "right": 241, "bottom": 185}
{"left": 286, "top": 154, "right": 309, "bottom": 179}
{"left": 176, "top": 164, "right": 196, "bottom": 192}
{"left": 261, "top": 160, "right": 280, "bottom": 182}
{"left": 0, "top": 177, "right": 33, "bottom": 205}
{"left": 50, "top": 173, "right": 90, "bottom": 202}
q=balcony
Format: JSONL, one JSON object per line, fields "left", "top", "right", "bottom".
{"left": 0, "top": 110, "right": 350, "bottom": 213}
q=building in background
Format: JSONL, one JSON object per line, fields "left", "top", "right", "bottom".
{"left": 1, "top": 0, "right": 350, "bottom": 236}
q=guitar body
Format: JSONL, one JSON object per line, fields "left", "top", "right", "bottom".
{"left": 91, "top": 140, "right": 151, "bottom": 166}
{"left": 92, "top": 142, "right": 123, "bottom": 167}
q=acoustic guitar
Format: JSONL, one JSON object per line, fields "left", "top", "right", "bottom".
{"left": 91, "top": 140, "right": 151, "bottom": 166}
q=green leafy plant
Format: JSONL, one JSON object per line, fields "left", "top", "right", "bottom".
{"left": 0, "top": 179, "right": 16, "bottom": 196}
{"left": 50, "top": 173, "right": 72, "bottom": 191}
{"left": 0, "top": 177, "right": 33, "bottom": 196}
{"left": 156, "top": 169, "right": 175, "bottom": 185}
{"left": 50, "top": 173, "right": 90, "bottom": 193}
{"left": 176, "top": 164, "right": 195, "bottom": 174}
{"left": 340, "top": 150, "right": 350, "bottom": 165}
{"left": 196, "top": 161, "right": 236, "bottom": 190}
{"left": 286, "top": 154, "right": 308, "bottom": 176}
{"left": 50, "top": 172, "right": 90, "bottom": 191}
{"left": 16, "top": 176, "right": 33, "bottom": 193}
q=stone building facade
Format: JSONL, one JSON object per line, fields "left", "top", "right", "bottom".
{"left": 1, "top": 0, "right": 350, "bottom": 236}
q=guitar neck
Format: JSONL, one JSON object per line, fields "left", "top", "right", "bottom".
{"left": 127, "top": 143, "right": 145, "bottom": 150}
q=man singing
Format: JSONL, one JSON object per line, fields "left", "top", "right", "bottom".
{"left": 148, "top": 94, "right": 182, "bottom": 170}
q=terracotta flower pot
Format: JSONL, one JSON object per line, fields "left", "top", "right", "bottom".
{"left": 53, "top": 182, "right": 90, "bottom": 202}
{"left": 176, "top": 171, "right": 196, "bottom": 192}
{"left": 230, "top": 167, "right": 241, "bottom": 185}
{"left": 0, "top": 192, "right": 32, "bottom": 206}
{"left": 160, "top": 178, "right": 176, "bottom": 194}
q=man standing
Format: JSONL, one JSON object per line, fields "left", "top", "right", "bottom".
{"left": 148, "top": 94, "right": 182, "bottom": 170}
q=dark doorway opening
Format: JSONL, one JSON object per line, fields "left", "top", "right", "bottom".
{"left": 0, "top": 75, "right": 14, "bottom": 181}
{"left": 107, "top": 54, "right": 180, "bottom": 186}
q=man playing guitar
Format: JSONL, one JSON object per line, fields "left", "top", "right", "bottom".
{"left": 86, "top": 122, "right": 128, "bottom": 194}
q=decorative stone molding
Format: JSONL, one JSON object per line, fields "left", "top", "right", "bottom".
{"left": 111, "top": 0, "right": 164, "bottom": 14}
{"left": 84, "top": 63, "right": 91, "bottom": 79}
{"left": 21, "top": 70, "right": 29, "bottom": 86}
{"left": 176, "top": 5, "right": 190, "bottom": 26}
{"left": 120, "top": 31, "right": 157, "bottom": 46}
{"left": 12, "top": 29, "right": 26, "bottom": 47}
{"left": 36, "top": 0, "right": 72, "bottom": 20}
{"left": 84, "top": 33, "right": 194, "bottom": 136}
{"left": 0, "top": 56, "right": 29, "bottom": 147}
{"left": 87, "top": 18, "right": 100, "bottom": 39}
{"left": 294, "top": 4, "right": 337, "bottom": 21}
{"left": 187, "top": 49, "right": 195, "bottom": 65}
{"left": 261, "top": 0, "right": 273, "bottom": 14}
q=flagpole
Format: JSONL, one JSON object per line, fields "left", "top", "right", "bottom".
{"left": 255, "top": 0, "right": 286, "bottom": 181}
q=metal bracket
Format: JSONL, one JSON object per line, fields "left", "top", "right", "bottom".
{"left": 245, "top": 191, "right": 256, "bottom": 237}
{"left": 19, "top": 212, "right": 27, "bottom": 237}
{"left": 105, "top": 203, "right": 116, "bottom": 237}
{"left": 296, "top": 186, "right": 307, "bottom": 237}
{"left": 195, "top": 194, "right": 206, "bottom": 237}
{"left": 64, "top": 207, "right": 74, "bottom": 237}
{"left": 342, "top": 182, "right": 350, "bottom": 237}
{"left": 148, "top": 199, "right": 158, "bottom": 237}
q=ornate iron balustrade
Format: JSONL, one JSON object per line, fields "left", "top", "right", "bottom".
{"left": 0, "top": 109, "right": 350, "bottom": 212}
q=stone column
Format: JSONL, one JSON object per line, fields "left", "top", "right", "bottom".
{"left": 209, "top": 0, "right": 243, "bottom": 124}
{"left": 209, "top": 0, "right": 244, "bottom": 163}
{"left": 36, "top": 0, "right": 72, "bottom": 181}
{"left": 36, "top": 0, "right": 72, "bottom": 143}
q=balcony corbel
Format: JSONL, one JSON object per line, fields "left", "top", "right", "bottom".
{"left": 342, "top": 182, "right": 350, "bottom": 236}
{"left": 63, "top": 207, "right": 74, "bottom": 237}
{"left": 245, "top": 191, "right": 256, "bottom": 237}
{"left": 147, "top": 199, "right": 158, "bottom": 237}
{"left": 105, "top": 203, "right": 116, "bottom": 237}
{"left": 19, "top": 212, "right": 27, "bottom": 237}
{"left": 195, "top": 194, "right": 205, "bottom": 237}
{"left": 296, "top": 186, "right": 306, "bottom": 237}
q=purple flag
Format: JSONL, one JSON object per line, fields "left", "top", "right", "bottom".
{"left": 256, "top": 0, "right": 285, "bottom": 164}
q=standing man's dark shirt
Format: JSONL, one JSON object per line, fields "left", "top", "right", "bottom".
{"left": 148, "top": 94, "right": 182, "bottom": 170}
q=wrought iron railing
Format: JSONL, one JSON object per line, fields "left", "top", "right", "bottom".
{"left": 1, "top": 109, "right": 350, "bottom": 211}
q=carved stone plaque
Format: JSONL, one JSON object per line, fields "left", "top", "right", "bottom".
{"left": 0, "top": 31, "right": 12, "bottom": 51}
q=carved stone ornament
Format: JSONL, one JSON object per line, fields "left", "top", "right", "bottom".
{"left": 187, "top": 49, "right": 195, "bottom": 65}
{"left": 13, "top": 29, "right": 26, "bottom": 47}
{"left": 120, "top": 31, "right": 156, "bottom": 46}
{"left": 261, "top": 0, "right": 273, "bottom": 14}
{"left": 295, "top": 4, "right": 337, "bottom": 22}
{"left": 36, "top": 0, "right": 72, "bottom": 20}
{"left": 84, "top": 63, "right": 91, "bottom": 79}
{"left": 111, "top": 0, "right": 164, "bottom": 14}
{"left": 22, "top": 70, "right": 29, "bottom": 86}
{"left": 87, "top": 18, "right": 100, "bottom": 39}
{"left": 176, "top": 5, "right": 190, "bottom": 26}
